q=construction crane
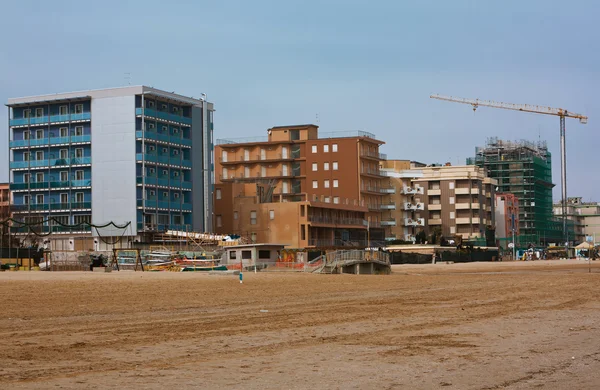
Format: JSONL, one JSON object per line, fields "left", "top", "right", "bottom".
{"left": 430, "top": 94, "right": 588, "bottom": 244}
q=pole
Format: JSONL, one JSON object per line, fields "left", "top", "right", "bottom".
{"left": 560, "top": 115, "right": 568, "bottom": 245}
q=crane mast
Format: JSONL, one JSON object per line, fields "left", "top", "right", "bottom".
{"left": 430, "top": 94, "right": 588, "bottom": 246}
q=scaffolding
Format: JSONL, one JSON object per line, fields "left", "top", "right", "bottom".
{"left": 467, "top": 138, "right": 572, "bottom": 246}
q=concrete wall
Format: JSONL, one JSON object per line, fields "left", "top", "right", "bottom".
{"left": 91, "top": 95, "right": 137, "bottom": 236}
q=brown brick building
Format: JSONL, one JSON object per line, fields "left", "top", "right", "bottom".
{"left": 214, "top": 125, "right": 389, "bottom": 248}
{"left": 0, "top": 183, "right": 11, "bottom": 221}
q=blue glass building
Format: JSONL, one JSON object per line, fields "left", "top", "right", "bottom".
{"left": 7, "top": 86, "right": 214, "bottom": 242}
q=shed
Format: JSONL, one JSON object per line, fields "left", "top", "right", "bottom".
{"left": 222, "top": 243, "right": 287, "bottom": 268}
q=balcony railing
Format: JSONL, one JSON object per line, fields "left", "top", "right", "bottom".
{"left": 360, "top": 150, "right": 387, "bottom": 160}
{"left": 136, "top": 153, "right": 192, "bottom": 168}
{"left": 361, "top": 168, "right": 386, "bottom": 177}
{"left": 379, "top": 187, "right": 396, "bottom": 194}
{"left": 402, "top": 185, "right": 425, "bottom": 195}
{"left": 135, "top": 130, "right": 192, "bottom": 147}
{"left": 403, "top": 202, "right": 424, "bottom": 211}
{"left": 10, "top": 179, "right": 91, "bottom": 190}
{"left": 380, "top": 203, "right": 396, "bottom": 210}
{"left": 10, "top": 157, "right": 92, "bottom": 169}
{"left": 308, "top": 216, "right": 368, "bottom": 227}
{"left": 12, "top": 202, "right": 91, "bottom": 212}
{"left": 9, "top": 113, "right": 91, "bottom": 127}
{"left": 381, "top": 219, "right": 397, "bottom": 227}
{"left": 136, "top": 108, "right": 192, "bottom": 125}
{"left": 137, "top": 199, "right": 192, "bottom": 211}
{"left": 136, "top": 177, "right": 193, "bottom": 189}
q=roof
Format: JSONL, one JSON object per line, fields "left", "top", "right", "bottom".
{"left": 269, "top": 124, "right": 318, "bottom": 130}
{"left": 7, "top": 86, "right": 213, "bottom": 108}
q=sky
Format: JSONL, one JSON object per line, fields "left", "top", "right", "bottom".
{"left": 0, "top": 0, "right": 598, "bottom": 201}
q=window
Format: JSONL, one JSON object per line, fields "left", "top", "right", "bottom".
{"left": 450, "top": 226, "right": 456, "bottom": 234}
{"left": 162, "top": 125, "right": 168, "bottom": 133}
{"left": 242, "top": 250, "right": 252, "bottom": 259}
{"left": 147, "top": 123, "right": 155, "bottom": 130}
{"left": 162, "top": 169, "right": 168, "bottom": 176}
{"left": 173, "top": 193, "right": 180, "bottom": 199}
{"left": 172, "top": 106, "right": 179, "bottom": 114}
{"left": 36, "top": 173, "right": 44, "bottom": 183}
{"left": 173, "top": 149, "right": 179, "bottom": 155}
{"left": 173, "top": 127, "right": 179, "bottom": 134}
{"left": 163, "top": 191, "right": 169, "bottom": 198}
{"left": 311, "top": 145, "right": 317, "bottom": 153}
{"left": 333, "top": 179, "right": 339, "bottom": 188}
{"left": 312, "top": 162, "right": 318, "bottom": 171}
{"left": 75, "top": 170, "right": 84, "bottom": 180}
{"left": 36, "top": 194, "right": 44, "bottom": 204}
{"left": 149, "top": 190, "right": 155, "bottom": 197}
{"left": 60, "top": 193, "right": 68, "bottom": 204}
{"left": 59, "top": 105, "right": 68, "bottom": 115}
{"left": 323, "top": 144, "right": 329, "bottom": 153}
{"left": 23, "top": 131, "right": 30, "bottom": 140}
{"left": 23, "top": 195, "right": 30, "bottom": 205}
{"left": 216, "top": 215, "right": 222, "bottom": 228}
{"left": 148, "top": 145, "right": 155, "bottom": 152}
{"left": 312, "top": 180, "right": 318, "bottom": 189}
{"left": 161, "top": 103, "right": 168, "bottom": 111}
{"left": 75, "top": 126, "right": 83, "bottom": 136}
{"left": 75, "top": 148, "right": 83, "bottom": 158}
{"left": 36, "top": 151, "right": 43, "bottom": 161}
{"left": 250, "top": 211, "right": 257, "bottom": 225}
{"left": 35, "top": 108, "right": 44, "bottom": 117}
{"left": 60, "top": 171, "right": 68, "bottom": 181}
{"left": 23, "top": 173, "right": 30, "bottom": 183}
{"left": 162, "top": 147, "right": 168, "bottom": 153}
{"left": 301, "top": 224, "right": 306, "bottom": 240}
{"left": 333, "top": 161, "right": 338, "bottom": 170}
{"left": 324, "top": 162, "right": 329, "bottom": 170}
{"left": 269, "top": 210, "right": 275, "bottom": 220}
{"left": 74, "top": 104, "right": 83, "bottom": 114}
{"left": 59, "top": 127, "right": 68, "bottom": 137}
{"left": 333, "top": 196, "right": 340, "bottom": 204}
{"left": 149, "top": 167, "right": 155, "bottom": 175}
{"left": 324, "top": 180, "right": 330, "bottom": 188}
{"left": 147, "top": 100, "right": 155, "bottom": 108}
{"left": 35, "top": 129, "right": 43, "bottom": 139}
{"left": 23, "top": 152, "right": 30, "bottom": 161}
{"left": 173, "top": 171, "right": 179, "bottom": 177}
{"left": 216, "top": 189, "right": 222, "bottom": 200}
{"left": 229, "top": 251, "right": 237, "bottom": 260}
{"left": 23, "top": 109, "right": 31, "bottom": 118}
{"left": 259, "top": 250, "right": 270, "bottom": 259}
{"left": 234, "top": 211, "right": 238, "bottom": 220}
{"left": 450, "top": 211, "right": 455, "bottom": 219}
{"left": 250, "top": 233, "right": 257, "bottom": 243}
{"left": 74, "top": 214, "right": 91, "bottom": 225}
{"left": 60, "top": 149, "right": 68, "bottom": 159}
{"left": 244, "top": 166, "right": 250, "bottom": 178}
{"left": 449, "top": 196, "right": 455, "bottom": 205}
{"left": 324, "top": 196, "right": 330, "bottom": 203}
{"left": 332, "top": 144, "right": 338, "bottom": 152}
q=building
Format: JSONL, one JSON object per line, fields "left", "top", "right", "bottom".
{"left": 379, "top": 160, "right": 425, "bottom": 242}
{"left": 411, "top": 165, "right": 496, "bottom": 242}
{"left": 0, "top": 183, "right": 10, "bottom": 220}
{"left": 7, "top": 86, "right": 214, "bottom": 249}
{"left": 468, "top": 137, "right": 569, "bottom": 245}
{"left": 214, "top": 124, "right": 388, "bottom": 248}
{"left": 553, "top": 197, "right": 599, "bottom": 244}
{"left": 495, "top": 193, "right": 520, "bottom": 248}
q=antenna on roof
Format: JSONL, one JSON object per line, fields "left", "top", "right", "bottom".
{"left": 316, "top": 113, "right": 319, "bottom": 124}
{"left": 124, "top": 72, "right": 131, "bottom": 86}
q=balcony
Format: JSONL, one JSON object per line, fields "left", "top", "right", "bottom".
{"left": 380, "top": 203, "right": 396, "bottom": 210}
{"left": 455, "top": 202, "right": 481, "bottom": 210}
{"left": 138, "top": 177, "right": 193, "bottom": 190}
{"left": 428, "top": 189, "right": 441, "bottom": 196}
{"left": 404, "top": 234, "right": 416, "bottom": 242}
{"left": 12, "top": 202, "right": 91, "bottom": 212}
{"left": 307, "top": 239, "right": 368, "bottom": 248}
{"left": 10, "top": 112, "right": 91, "bottom": 127}
{"left": 361, "top": 186, "right": 384, "bottom": 195}
{"left": 379, "top": 187, "right": 396, "bottom": 194}
{"left": 367, "top": 203, "right": 381, "bottom": 211}
{"left": 360, "top": 150, "right": 387, "bottom": 160}
{"left": 308, "top": 215, "right": 368, "bottom": 227}
{"left": 360, "top": 168, "right": 386, "bottom": 177}
{"left": 403, "top": 202, "right": 424, "bottom": 211}
{"left": 137, "top": 199, "right": 192, "bottom": 211}
{"left": 428, "top": 218, "right": 442, "bottom": 225}
{"left": 428, "top": 204, "right": 442, "bottom": 211}
{"left": 136, "top": 153, "right": 192, "bottom": 168}
{"left": 136, "top": 108, "right": 192, "bottom": 125}
{"left": 404, "top": 218, "right": 425, "bottom": 227}
{"left": 381, "top": 219, "right": 397, "bottom": 227}
{"left": 402, "top": 186, "right": 424, "bottom": 195}
{"left": 455, "top": 188, "right": 479, "bottom": 195}
{"left": 135, "top": 131, "right": 192, "bottom": 147}
{"left": 220, "top": 153, "right": 293, "bottom": 164}
{"left": 10, "top": 179, "right": 91, "bottom": 191}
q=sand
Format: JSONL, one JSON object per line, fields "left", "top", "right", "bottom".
{"left": 1, "top": 259, "right": 600, "bottom": 389}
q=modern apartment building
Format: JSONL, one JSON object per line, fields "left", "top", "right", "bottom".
{"left": 553, "top": 197, "right": 599, "bottom": 244}
{"left": 379, "top": 160, "right": 425, "bottom": 242}
{"left": 7, "top": 86, "right": 214, "bottom": 246}
{"left": 214, "top": 124, "right": 388, "bottom": 248}
{"left": 495, "top": 193, "right": 520, "bottom": 247}
{"left": 411, "top": 165, "right": 496, "bottom": 242}
{"left": 468, "top": 137, "right": 568, "bottom": 245}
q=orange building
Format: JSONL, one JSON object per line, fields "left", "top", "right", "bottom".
{"left": 0, "top": 183, "right": 10, "bottom": 220}
{"left": 495, "top": 193, "right": 520, "bottom": 242}
{"left": 214, "top": 125, "right": 389, "bottom": 248}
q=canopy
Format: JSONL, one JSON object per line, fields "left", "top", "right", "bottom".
{"left": 575, "top": 241, "right": 594, "bottom": 249}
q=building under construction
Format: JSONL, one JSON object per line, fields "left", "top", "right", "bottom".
{"left": 467, "top": 138, "right": 572, "bottom": 246}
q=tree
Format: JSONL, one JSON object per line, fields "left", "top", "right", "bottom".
{"left": 415, "top": 230, "right": 427, "bottom": 244}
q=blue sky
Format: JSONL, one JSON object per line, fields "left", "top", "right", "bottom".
{"left": 1, "top": 0, "right": 598, "bottom": 200}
